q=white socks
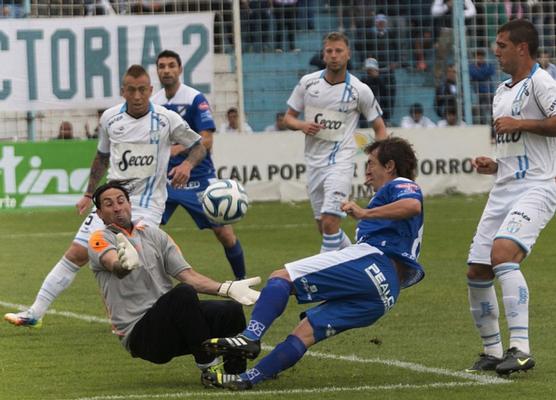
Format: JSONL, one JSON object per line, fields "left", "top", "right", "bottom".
{"left": 468, "top": 262, "right": 530, "bottom": 357}
{"left": 493, "top": 262, "right": 530, "bottom": 354}
{"left": 29, "top": 256, "right": 81, "bottom": 319}
{"left": 320, "top": 229, "right": 351, "bottom": 253}
{"left": 468, "top": 279, "right": 503, "bottom": 358}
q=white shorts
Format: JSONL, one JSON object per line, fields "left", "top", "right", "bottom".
{"left": 73, "top": 206, "right": 161, "bottom": 248}
{"left": 468, "top": 180, "right": 556, "bottom": 265}
{"left": 307, "top": 163, "right": 354, "bottom": 219}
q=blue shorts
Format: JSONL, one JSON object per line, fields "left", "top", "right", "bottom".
{"left": 284, "top": 243, "right": 400, "bottom": 342}
{"left": 162, "top": 177, "right": 220, "bottom": 229}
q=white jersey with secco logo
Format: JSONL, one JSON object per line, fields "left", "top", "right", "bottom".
{"left": 493, "top": 64, "right": 556, "bottom": 184}
{"left": 97, "top": 102, "right": 201, "bottom": 222}
{"left": 287, "top": 70, "right": 382, "bottom": 168}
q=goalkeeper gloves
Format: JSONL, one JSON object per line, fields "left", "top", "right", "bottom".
{"left": 218, "top": 277, "right": 261, "bottom": 306}
{"left": 116, "top": 233, "right": 140, "bottom": 271}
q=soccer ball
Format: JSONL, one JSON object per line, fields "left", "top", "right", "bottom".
{"left": 201, "top": 179, "right": 249, "bottom": 224}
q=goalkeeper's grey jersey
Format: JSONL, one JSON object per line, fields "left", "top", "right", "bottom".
{"left": 88, "top": 224, "right": 190, "bottom": 351}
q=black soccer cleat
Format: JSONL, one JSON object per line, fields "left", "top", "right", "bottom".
{"left": 465, "top": 353, "right": 503, "bottom": 372}
{"left": 496, "top": 347, "right": 535, "bottom": 376}
{"left": 201, "top": 370, "right": 253, "bottom": 391}
{"left": 203, "top": 334, "right": 261, "bottom": 360}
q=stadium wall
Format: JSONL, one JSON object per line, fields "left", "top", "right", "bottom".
{"left": 0, "top": 126, "right": 493, "bottom": 209}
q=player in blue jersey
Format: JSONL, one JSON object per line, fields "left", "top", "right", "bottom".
{"left": 152, "top": 50, "right": 247, "bottom": 280}
{"left": 200, "top": 137, "right": 425, "bottom": 390}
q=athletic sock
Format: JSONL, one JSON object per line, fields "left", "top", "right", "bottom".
{"left": 224, "top": 240, "right": 246, "bottom": 280}
{"left": 242, "top": 277, "right": 292, "bottom": 341}
{"left": 240, "top": 334, "right": 307, "bottom": 385}
{"left": 339, "top": 229, "right": 352, "bottom": 249}
{"left": 29, "top": 256, "right": 81, "bottom": 319}
{"left": 320, "top": 229, "right": 346, "bottom": 253}
{"left": 494, "top": 262, "right": 530, "bottom": 354}
{"left": 468, "top": 278, "right": 503, "bottom": 358}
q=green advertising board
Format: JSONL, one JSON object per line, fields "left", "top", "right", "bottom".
{"left": 0, "top": 141, "right": 97, "bottom": 209}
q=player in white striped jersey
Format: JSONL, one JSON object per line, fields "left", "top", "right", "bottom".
{"left": 4, "top": 65, "right": 206, "bottom": 329}
{"left": 283, "top": 32, "right": 387, "bottom": 254}
{"left": 466, "top": 20, "right": 556, "bottom": 375}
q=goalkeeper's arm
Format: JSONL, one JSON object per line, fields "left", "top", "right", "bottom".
{"left": 97, "top": 233, "right": 141, "bottom": 279}
{"left": 175, "top": 268, "right": 261, "bottom": 306}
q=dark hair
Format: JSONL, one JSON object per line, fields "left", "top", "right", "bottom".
{"left": 156, "top": 49, "right": 182, "bottom": 67}
{"left": 445, "top": 106, "right": 457, "bottom": 116}
{"left": 409, "top": 103, "right": 423, "bottom": 115}
{"left": 276, "top": 112, "right": 285, "bottom": 119}
{"left": 365, "top": 137, "right": 418, "bottom": 181}
{"left": 498, "top": 19, "right": 539, "bottom": 58}
{"left": 92, "top": 180, "right": 134, "bottom": 209}
{"left": 323, "top": 31, "right": 349, "bottom": 47}
{"left": 476, "top": 49, "right": 486, "bottom": 57}
{"left": 227, "top": 107, "right": 238, "bottom": 116}
{"left": 124, "top": 64, "right": 150, "bottom": 82}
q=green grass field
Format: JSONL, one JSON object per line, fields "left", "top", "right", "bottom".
{"left": 2, "top": 196, "right": 556, "bottom": 400}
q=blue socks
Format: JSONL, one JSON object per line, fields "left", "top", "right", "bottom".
{"left": 243, "top": 277, "right": 292, "bottom": 341}
{"left": 224, "top": 240, "right": 246, "bottom": 280}
{"left": 240, "top": 335, "right": 307, "bottom": 385}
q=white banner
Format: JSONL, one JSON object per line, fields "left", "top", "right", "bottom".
{"left": 0, "top": 14, "right": 213, "bottom": 111}
{"left": 213, "top": 126, "right": 495, "bottom": 201}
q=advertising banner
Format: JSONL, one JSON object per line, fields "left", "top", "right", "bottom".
{"left": 0, "top": 126, "right": 494, "bottom": 209}
{"left": 0, "top": 14, "right": 214, "bottom": 111}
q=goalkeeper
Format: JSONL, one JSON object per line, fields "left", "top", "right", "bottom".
{"left": 88, "top": 180, "right": 261, "bottom": 380}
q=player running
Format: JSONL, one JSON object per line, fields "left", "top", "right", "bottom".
{"left": 152, "top": 49, "right": 247, "bottom": 280}
{"left": 283, "top": 31, "right": 387, "bottom": 254}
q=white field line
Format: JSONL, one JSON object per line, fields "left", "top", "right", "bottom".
{"left": 2, "top": 300, "right": 509, "bottom": 389}
{"left": 69, "top": 381, "right": 501, "bottom": 400}
{"left": 0, "top": 223, "right": 315, "bottom": 240}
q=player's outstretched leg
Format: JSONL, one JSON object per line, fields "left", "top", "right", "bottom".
{"left": 203, "top": 334, "right": 307, "bottom": 390}
{"left": 203, "top": 276, "right": 292, "bottom": 359}
{"left": 4, "top": 252, "right": 83, "bottom": 328}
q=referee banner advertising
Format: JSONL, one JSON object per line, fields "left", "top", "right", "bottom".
{"left": 0, "top": 127, "right": 493, "bottom": 209}
{"left": 0, "top": 14, "right": 214, "bottom": 111}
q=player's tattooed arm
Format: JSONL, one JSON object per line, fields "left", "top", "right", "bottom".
{"left": 168, "top": 142, "right": 206, "bottom": 188}
{"left": 76, "top": 151, "right": 109, "bottom": 214}
{"left": 86, "top": 151, "right": 110, "bottom": 194}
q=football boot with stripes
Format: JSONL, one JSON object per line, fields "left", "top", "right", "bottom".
{"left": 203, "top": 334, "right": 261, "bottom": 360}
{"left": 496, "top": 347, "right": 535, "bottom": 375}
{"left": 200, "top": 370, "right": 253, "bottom": 391}
{"left": 4, "top": 310, "right": 42, "bottom": 329}
{"left": 465, "top": 353, "right": 502, "bottom": 372}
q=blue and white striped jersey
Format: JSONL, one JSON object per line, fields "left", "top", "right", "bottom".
{"left": 493, "top": 64, "right": 556, "bottom": 183}
{"left": 355, "top": 178, "right": 425, "bottom": 288}
{"left": 151, "top": 84, "right": 216, "bottom": 180}
{"left": 97, "top": 102, "right": 201, "bottom": 222}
